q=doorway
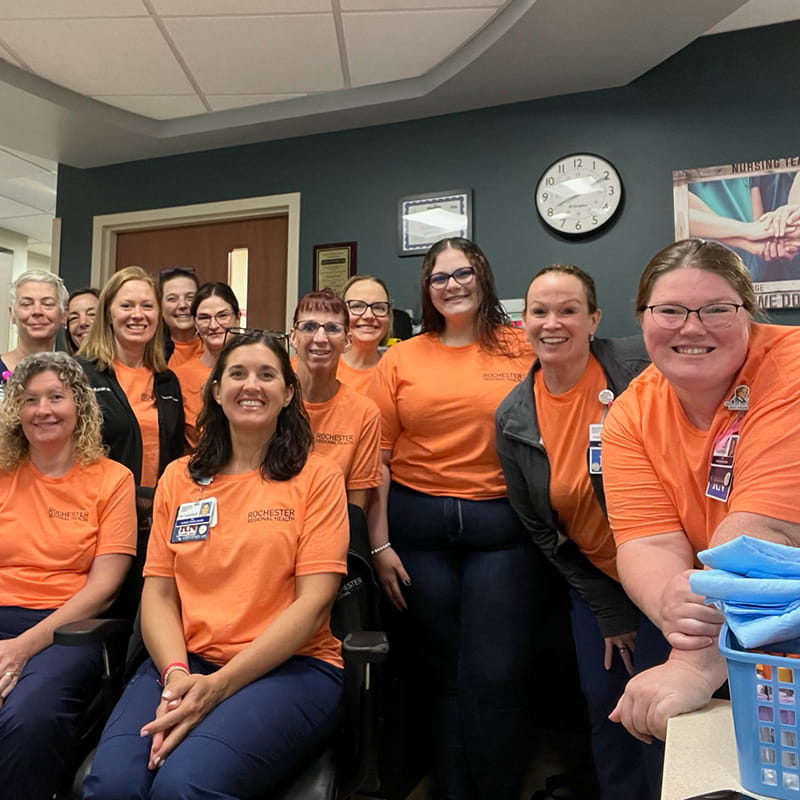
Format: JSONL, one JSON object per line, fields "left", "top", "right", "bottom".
{"left": 91, "top": 192, "right": 301, "bottom": 330}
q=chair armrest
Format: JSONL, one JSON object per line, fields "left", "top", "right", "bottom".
{"left": 342, "top": 631, "right": 389, "bottom": 664}
{"left": 53, "top": 618, "right": 131, "bottom": 646}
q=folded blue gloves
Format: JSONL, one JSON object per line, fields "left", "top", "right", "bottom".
{"left": 690, "top": 536, "right": 800, "bottom": 649}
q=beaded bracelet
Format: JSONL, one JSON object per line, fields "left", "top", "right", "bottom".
{"left": 370, "top": 542, "right": 392, "bottom": 555}
{"left": 160, "top": 661, "right": 190, "bottom": 686}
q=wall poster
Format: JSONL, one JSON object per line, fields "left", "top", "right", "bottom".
{"left": 674, "top": 156, "right": 800, "bottom": 310}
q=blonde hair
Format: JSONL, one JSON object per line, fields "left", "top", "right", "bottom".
{"left": 0, "top": 352, "right": 105, "bottom": 470}
{"left": 78, "top": 266, "right": 168, "bottom": 372}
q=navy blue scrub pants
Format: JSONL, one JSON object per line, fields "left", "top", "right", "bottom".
{"left": 0, "top": 606, "right": 103, "bottom": 800}
{"left": 568, "top": 587, "right": 672, "bottom": 800}
{"left": 83, "top": 653, "right": 343, "bottom": 800}
{"left": 388, "top": 482, "right": 550, "bottom": 800}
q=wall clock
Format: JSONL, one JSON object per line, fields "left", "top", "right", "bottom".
{"left": 535, "top": 153, "right": 623, "bottom": 237}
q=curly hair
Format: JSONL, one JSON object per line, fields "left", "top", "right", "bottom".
{"left": 189, "top": 332, "right": 312, "bottom": 483}
{"left": 0, "top": 352, "right": 105, "bottom": 470}
{"left": 419, "top": 238, "right": 514, "bottom": 355}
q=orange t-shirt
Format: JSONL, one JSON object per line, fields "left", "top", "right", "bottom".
{"left": 336, "top": 358, "right": 379, "bottom": 396}
{"left": 534, "top": 356, "right": 619, "bottom": 579}
{"left": 304, "top": 384, "right": 381, "bottom": 491}
{"left": 370, "top": 329, "right": 534, "bottom": 499}
{"left": 144, "top": 454, "right": 348, "bottom": 667}
{"left": 0, "top": 458, "right": 136, "bottom": 608}
{"left": 114, "top": 360, "right": 159, "bottom": 488}
{"left": 168, "top": 337, "right": 204, "bottom": 369}
{"left": 603, "top": 324, "right": 800, "bottom": 555}
{"left": 174, "top": 356, "right": 211, "bottom": 449}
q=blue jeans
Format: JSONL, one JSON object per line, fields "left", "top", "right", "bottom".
{"left": 0, "top": 606, "right": 103, "bottom": 800}
{"left": 569, "top": 588, "right": 671, "bottom": 800}
{"left": 83, "top": 654, "right": 344, "bottom": 800}
{"left": 388, "top": 482, "right": 551, "bottom": 800}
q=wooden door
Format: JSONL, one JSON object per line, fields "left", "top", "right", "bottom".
{"left": 114, "top": 215, "right": 289, "bottom": 330}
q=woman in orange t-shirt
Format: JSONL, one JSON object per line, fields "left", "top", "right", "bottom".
{"left": 77, "top": 267, "right": 184, "bottom": 546}
{"left": 85, "top": 331, "right": 348, "bottom": 798}
{"left": 338, "top": 274, "right": 393, "bottom": 394}
{"left": 370, "top": 237, "right": 546, "bottom": 800}
{"left": 495, "top": 265, "right": 669, "bottom": 799}
{"left": 0, "top": 352, "right": 135, "bottom": 800}
{"left": 174, "top": 282, "right": 241, "bottom": 448}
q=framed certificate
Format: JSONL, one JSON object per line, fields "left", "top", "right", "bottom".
{"left": 313, "top": 241, "right": 356, "bottom": 293}
{"left": 398, "top": 189, "right": 472, "bottom": 256}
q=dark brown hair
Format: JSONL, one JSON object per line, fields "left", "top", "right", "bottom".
{"left": 420, "top": 237, "right": 512, "bottom": 355}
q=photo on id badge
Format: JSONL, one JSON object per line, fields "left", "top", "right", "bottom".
{"left": 171, "top": 497, "right": 217, "bottom": 543}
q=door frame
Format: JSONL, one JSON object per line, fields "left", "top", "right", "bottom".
{"left": 91, "top": 192, "right": 300, "bottom": 326}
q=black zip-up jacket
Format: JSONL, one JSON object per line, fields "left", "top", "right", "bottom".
{"left": 495, "top": 336, "right": 650, "bottom": 637}
{"left": 77, "top": 357, "right": 184, "bottom": 490}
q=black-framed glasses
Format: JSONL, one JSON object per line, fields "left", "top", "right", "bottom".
{"left": 294, "top": 320, "right": 347, "bottom": 336}
{"left": 223, "top": 326, "right": 289, "bottom": 347}
{"left": 645, "top": 303, "right": 744, "bottom": 330}
{"left": 195, "top": 310, "right": 235, "bottom": 328}
{"left": 427, "top": 266, "right": 475, "bottom": 290}
{"left": 345, "top": 299, "right": 391, "bottom": 318}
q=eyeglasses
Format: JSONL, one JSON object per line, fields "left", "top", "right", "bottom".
{"left": 644, "top": 303, "right": 744, "bottom": 330}
{"left": 195, "top": 310, "right": 235, "bottom": 328}
{"left": 427, "top": 266, "right": 475, "bottom": 290}
{"left": 294, "top": 320, "right": 347, "bottom": 336}
{"left": 345, "top": 299, "right": 391, "bottom": 318}
{"left": 223, "top": 326, "right": 289, "bottom": 347}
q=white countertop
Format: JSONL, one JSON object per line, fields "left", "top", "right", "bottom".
{"left": 662, "top": 699, "right": 774, "bottom": 800}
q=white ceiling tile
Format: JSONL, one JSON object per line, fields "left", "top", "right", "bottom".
{"left": 207, "top": 93, "right": 307, "bottom": 111}
{"left": 0, "top": 1, "right": 146, "bottom": 19}
{"left": 345, "top": 8, "right": 494, "bottom": 86}
{"left": 0, "top": 195, "right": 41, "bottom": 218}
{"left": 3, "top": 148, "right": 57, "bottom": 174}
{"left": 164, "top": 15, "right": 343, "bottom": 94}
{"left": 342, "top": 0, "right": 505, "bottom": 8}
{"left": 93, "top": 94, "right": 207, "bottom": 119}
{"left": 152, "top": 0, "right": 330, "bottom": 15}
{"left": 2, "top": 214, "right": 54, "bottom": 242}
{"left": 1, "top": 18, "right": 194, "bottom": 95}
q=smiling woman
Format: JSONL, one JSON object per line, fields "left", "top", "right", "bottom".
{"left": 0, "top": 352, "right": 135, "bottom": 800}
{"left": 369, "top": 237, "right": 546, "bottom": 799}
{"left": 0, "top": 270, "right": 68, "bottom": 401}
{"left": 77, "top": 267, "right": 184, "bottom": 546}
{"left": 601, "top": 238, "right": 800, "bottom": 745}
{"left": 84, "top": 332, "right": 348, "bottom": 798}
{"left": 495, "top": 264, "right": 668, "bottom": 798}
{"left": 291, "top": 288, "right": 381, "bottom": 511}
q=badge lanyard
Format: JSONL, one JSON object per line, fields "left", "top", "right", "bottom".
{"left": 705, "top": 384, "right": 749, "bottom": 503}
{"left": 588, "top": 389, "right": 615, "bottom": 476}
{"left": 170, "top": 476, "right": 218, "bottom": 544}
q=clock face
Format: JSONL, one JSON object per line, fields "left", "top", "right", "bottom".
{"left": 535, "top": 154, "right": 623, "bottom": 236}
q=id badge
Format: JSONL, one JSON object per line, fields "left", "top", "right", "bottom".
{"left": 170, "top": 497, "right": 217, "bottom": 543}
{"left": 588, "top": 423, "right": 603, "bottom": 475}
{"left": 705, "top": 434, "right": 738, "bottom": 502}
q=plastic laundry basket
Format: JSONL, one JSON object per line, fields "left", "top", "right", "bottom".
{"left": 721, "top": 624, "right": 800, "bottom": 799}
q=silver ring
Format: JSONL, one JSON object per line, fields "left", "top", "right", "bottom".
{"left": 4, "top": 671, "right": 15, "bottom": 677}
{"left": 617, "top": 646, "right": 628, "bottom": 652}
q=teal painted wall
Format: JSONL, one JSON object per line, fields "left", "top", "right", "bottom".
{"left": 56, "top": 22, "right": 800, "bottom": 336}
